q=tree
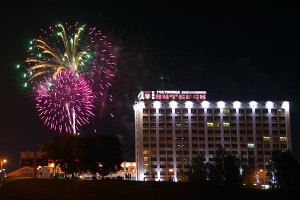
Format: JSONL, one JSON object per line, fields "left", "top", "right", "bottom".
{"left": 208, "top": 146, "right": 241, "bottom": 186}
{"left": 241, "top": 157, "right": 256, "bottom": 188}
{"left": 42, "top": 134, "right": 123, "bottom": 177}
{"left": 79, "top": 134, "right": 99, "bottom": 175}
{"left": 44, "top": 135, "right": 82, "bottom": 176}
{"left": 96, "top": 134, "right": 123, "bottom": 176}
{"left": 223, "top": 154, "right": 241, "bottom": 186}
{"left": 271, "top": 150, "right": 300, "bottom": 190}
{"left": 186, "top": 154, "right": 208, "bottom": 183}
{"left": 208, "top": 146, "right": 226, "bottom": 185}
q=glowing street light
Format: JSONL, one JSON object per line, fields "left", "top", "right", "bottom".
{"left": 0, "top": 159, "right": 7, "bottom": 171}
{"left": 258, "top": 168, "right": 266, "bottom": 186}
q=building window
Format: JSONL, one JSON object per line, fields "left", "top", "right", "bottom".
{"left": 280, "top": 137, "right": 287, "bottom": 142}
{"left": 279, "top": 123, "right": 286, "bottom": 128}
{"left": 278, "top": 109, "right": 285, "bottom": 114}
{"left": 223, "top": 109, "right": 230, "bottom": 114}
{"left": 223, "top": 122, "right": 230, "bottom": 127}
{"left": 144, "top": 157, "right": 149, "bottom": 161}
{"left": 255, "top": 116, "right": 261, "bottom": 120}
{"left": 150, "top": 109, "right": 156, "bottom": 114}
{"left": 263, "top": 130, "right": 269, "bottom": 135}
{"left": 198, "top": 116, "right": 204, "bottom": 120}
{"left": 247, "top": 143, "right": 254, "bottom": 148}
{"left": 143, "top": 123, "right": 149, "bottom": 127}
{"left": 207, "top": 109, "right": 213, "bottom": 114}
{"left": 271, "top": 109, "right": 277, "bottom": 114}
{"left": 262, "top": 109, "right": 268, "bottom": 113}
{"left": 246, "top": 116, "right": 252, "bottom": 121}
{"left": 281, "top": 144, "right": 287, "bottom": 148}
{"left": 150, "top": 124, "right": 157, "bottom": 129}
{"left": 159, "top": 109, "right": 165, "bottom": 114}
{"left": 175, "top": 109, "right": 181, "bottom": 114}
{"left": 255, "top": 109, "right": 261, "bottom": 114}
{"left": 166, "top": 109, "right": 172, "bottom": 114}
{"left": 279, "top": 117, "right": 285, "bottom": 121}
{"left": 207, "top": 122, "right": 214, "bottom": 127}
{"left": 182, "top": 116, "right": 189, "bottom": 120}
{"left": 159, "top": 116, "right": 165, "bottom": 121}
{"left": 198, "top": 109, "right": 204, "bottom": 114}
{"left": 280, "top": 130, "right": 286, "bottom": 135}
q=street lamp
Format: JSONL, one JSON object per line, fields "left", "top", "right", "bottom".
{"left": 0, "top": 159, "right": 7, "bottom": 171}
{"left": 258, "top": 169, "right": 266, "bottom": 186}
{"left": 168, "top": 168, "right": 174, "bottom": 182}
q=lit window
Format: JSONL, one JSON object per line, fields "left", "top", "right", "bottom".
{"left": 223, "top": 109, "right": 230, "bottom": 114}
{"left": 207, "top": 122, "right": 214, "bottom": 127}
{"left": 280, "top": 137, "right": 287, "bottom": 142}
{"left": 143, "top": 150, "right": 150, "bottom": 155}
{"left": 223, "top": 122, "right": 230, "bottom": 127}
{"left": 247, "top": 143, "right": 254, "bottom": 148}
{"left": 263, "top": 137, "right": 270, "bottom": 141}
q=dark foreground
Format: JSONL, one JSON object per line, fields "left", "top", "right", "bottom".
{"left": 0, "top": 177, "right": 298, "bottom": 200}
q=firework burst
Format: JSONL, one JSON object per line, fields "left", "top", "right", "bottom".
{"left": 35, "top": 71, "right": 94, "bottom": 134}
{"left": 17, "top": 22, "right": 117, "bottom": 134}
{"left": 19, "top": 22, "right": 117, "bottom": 89}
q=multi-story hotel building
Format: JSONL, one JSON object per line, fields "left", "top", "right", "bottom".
{"left": 133, "top": 91, "right": 291, "bottom": 182}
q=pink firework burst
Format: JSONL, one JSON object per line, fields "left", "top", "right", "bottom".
{"left": 35, "top": 71, "right": 95, "bottom": 134}
{"left": 84, "top": 26, "right": 117, "bottom": 118}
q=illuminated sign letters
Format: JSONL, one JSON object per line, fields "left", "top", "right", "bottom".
{"left": 141, "top": 91, "right": 207, "bottom": 100}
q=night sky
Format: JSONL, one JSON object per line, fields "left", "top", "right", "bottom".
{"left": 1, "top": 1, "right": 300, "bottom": 172}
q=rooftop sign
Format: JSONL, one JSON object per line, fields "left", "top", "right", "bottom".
{"left": 138, "top": 91, "right": 207, "bottom": 101}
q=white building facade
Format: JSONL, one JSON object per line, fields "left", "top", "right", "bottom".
{"left": 133, "top": 91, "right": 291, "bottom": 182}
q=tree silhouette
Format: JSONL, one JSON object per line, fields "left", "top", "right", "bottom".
{"left": 42, "top": 134, "right": 123, "bottom": 178}
{"left": 186, "top": 154, "right": 208, "bottom": 183}
{"left": 271, "top": 150, "right": 300, "bottom": 190}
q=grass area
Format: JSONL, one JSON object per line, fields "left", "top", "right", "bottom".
{"left": 0, "top": 177, "right": 298, "bottom": 200}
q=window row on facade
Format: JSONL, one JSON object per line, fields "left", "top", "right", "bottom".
{"left": 143, "top": 116, "right": 286, "bottom": 121}
{"left": 142, "top": 108, "right": 285, "bottom": 115}
{"left": 142, "top": 129, "right": 287, "bottom": 135}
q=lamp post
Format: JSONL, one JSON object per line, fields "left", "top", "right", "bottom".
{"left": 258, "top": 168, "right": 266, "bottom": 186}
{"left": 168, "top": 168, "right": 174, "bottom": 182}
{"left": 0, "top": 159, "right": 7, "bottom": 171}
